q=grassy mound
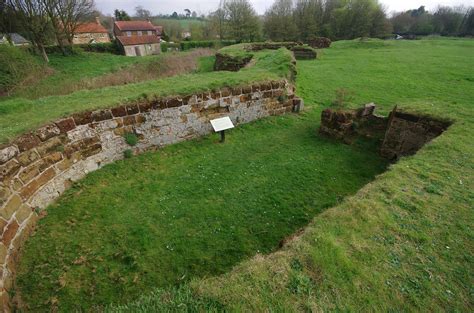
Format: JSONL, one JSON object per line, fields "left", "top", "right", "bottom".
{"left": 111, "top": 38, "right": 473, "bottom": 311}
{"left": 0, "top": 45, "right": 47, "bottom": 96}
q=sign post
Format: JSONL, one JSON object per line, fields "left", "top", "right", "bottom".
{"left": 210, "top": 116, "right": 234, "bottom": 143}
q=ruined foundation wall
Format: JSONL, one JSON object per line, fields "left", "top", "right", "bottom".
{"left": 319, "top": 104, "right": 450, "bottom": 160}
{"left": 0, "top": 80, "right": 301, "bottom": 309}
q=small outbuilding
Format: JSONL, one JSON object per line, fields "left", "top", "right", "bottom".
{"left": 116, "top": 35, "right": 160, "bottom": 56}
{"left": 0, "top": 33, "right": 30, "bottom": 46}
{"left": 72, "top": 17, "right": 110, "bottom": 44}
{"left": 113, "top": 20, "right": 161, "bottom": 56}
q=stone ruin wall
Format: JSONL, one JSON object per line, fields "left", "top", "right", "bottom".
{"left": 320, "top": 104, "right": 450, "bottom": 160}
{"left": 0, "top": 80, "right": 303, "bottom": 309}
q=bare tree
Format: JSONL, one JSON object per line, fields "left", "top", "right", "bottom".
{"left": 8, "top": 0, "right": 52, "bottom": 62}
{"left": 46, "top": 0, "right": 95, "bottom": 46}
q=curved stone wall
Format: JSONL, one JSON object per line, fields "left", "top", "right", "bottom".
{"left": 0, "top": 79, "right": 302, "bottom": 309}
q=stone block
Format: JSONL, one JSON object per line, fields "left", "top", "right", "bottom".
{"left": 73, "top": 111, "right": 93, "bottom": 125}
{"left": 0, "top": 186, "right": 10, "bottom": 206}
{"left": 36, "top": 136, "right": 63, "bottom": 157}
{"left": 0, "top": 146, "right": 19, "bottom": 165}
{"left": 242, "top": 85, "right": 252, "bottom": 94}
{"left": 135, "top": 115, "right": 147, "bottom": 124}
{"left": 14, "top": 133, "right": 41, "bottom": 152}
{"left": 0, "top": 243, "right": 6, "bottom": 264}
{"left": 260, "top": 82, "right": 272, "bottom": 91}
{"left": 252, "top": 84, "right": 261, "bottom": 92}
{"left": 55, "top": 118, "right": 76, "bottom": 133}
{"left": 35, "top": 124, "right": 60, "bottom": 141}
{"left": 1, "top": 195, "right": 21, "bottom": 220}
{"left": 19, "top": 168, "right": 55, "bottom": 200}
{"left": 41, "top": 152, "right": 63, "bottom": 169}
{"left": 111, "top": 105, "right": 127, "bottom": 117}
{"left": 126, "top": 104, "right": 139, "bottom": 115}
{"left": 56, "top": 158, "right": 73, "bottom": 172}
{"left": 15, "top": 205, "right": 32, "bottom": 224}
{"left": 92, "top": 109, "right": 113, "bottom": 122}
{"left": 167, "top": 98, "right": 183, "bottom": 108}
{"left": 123, "top": 116, "right": 136, "bottom": 126}
{"left": 19, "top": 162, "right": 43, "bottom": 184}
{"left": 138, "top": 102, "right": 152, "bottom": 113}
{"left": 231, "top": 87, "right": 242, "bottom": 96}
{"left": 17, "top": 150, "right": 40, "bottom": 167}
{"left": 221, "top": 88, "right": 231, "bottom": 97}
{"left": 1, "top": 220, "right": 19, "bottom": 246}
{"left": 0, "top": 159, "right": 21, "bottom": 181}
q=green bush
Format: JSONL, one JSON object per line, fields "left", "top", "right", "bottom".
{"left": 161, "top": 42, "right": 180, "bottom": 52}
{"left": 79, "top": 41, "right": 122, "bottom": 55}
{"left": 123, "top": 149, "right": 133, "bottom": 159}
{"left": 124, "top": 133, "right": 139, "bottom": 146}
{"left": 0, "top": 45, "right": 44, "bottom": 94}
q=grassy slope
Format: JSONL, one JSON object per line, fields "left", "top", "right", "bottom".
{"left": 110, "top": 39, "right": 474, "bottom": 311}
{"left": 15, "top": 109, "right": 387, "bottom": 311}
{"left": 3, "top": 52, "right": 143, "bottom": 100}
{"left": 0, "top": 48, "right": 291, "bottom": 144}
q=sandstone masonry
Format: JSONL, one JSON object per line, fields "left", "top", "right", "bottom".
{"left": 0, "top": 80, "right": 302, "bottom": 310}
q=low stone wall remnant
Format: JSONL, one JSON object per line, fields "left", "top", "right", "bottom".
{"left": 291, "top": 46, "right": 317, "bottom": 60}
{"left": 319, "top": 104, "right": 450, "bottom": 160}
{"left": 380, "top": 107, "right": 451, "bottom": 160}
{"left": 0, "top": 80, "right": 301, "bottom": 310}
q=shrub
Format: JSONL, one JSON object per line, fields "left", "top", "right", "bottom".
{"left": 124, "top": 133, "right": 138, "bottom": 146}
{"left": 161, "top": 42, "right": 180, "bottom": 52}
{"left": 332, "top": 88, "right": 355, "bottom": 109}
{"left": 123, "top": 149, "right": 133, "bottom": 159}
{"left": 79, "top": 41, "right": 122, "bottom": 55}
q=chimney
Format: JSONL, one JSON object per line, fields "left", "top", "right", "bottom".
{"left": 96, "top": 17, "right": 100, "bottom": 25}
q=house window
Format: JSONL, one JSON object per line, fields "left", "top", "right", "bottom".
{"left": 147, "top": 31, "right": 152, "bottom": 35}
{"left": 138, "top": 31, "right": 142, "bottom": 36}
{"left": 126, "top": 31, "right": 131, "bottom": 36}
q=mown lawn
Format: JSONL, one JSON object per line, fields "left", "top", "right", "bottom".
{"left": 15, "top": 107, "right": 388, "bottom": 311}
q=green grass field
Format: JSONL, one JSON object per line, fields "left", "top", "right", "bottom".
{"left": 11, "top": 38, "right": 474, "bottom": 311}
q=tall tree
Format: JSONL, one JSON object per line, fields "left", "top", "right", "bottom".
{"left": 46, "top": 0, "right": 95, "bottom": 46}
{"left": 114, "top": 9, "right": 130, "bottom": 21}
{"left": 293, "top": 0, "right": 324, "bottom": 41}
{"left": 210, "top": 0, "right": 227, "bottom": 40}
{"left": 224, "top": 0, "right": 260, "bottom": 42}
{"left": 460, "top": 8, "right": 474, "bottom": 36}
{"left": 264, "top": 0, "right": 297, "bottom": 41}
{"left": 8, "top": 0, "right": 52, "bottom": 62}
{"left": 135, "top": 5, "right": 151, "bottom": 19}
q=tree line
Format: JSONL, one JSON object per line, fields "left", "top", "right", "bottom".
{"left": 1, "top": 0, "right": 473, "bottom": 63}
{"left": 391, "top": 6, "right": 474, "bottom": 36}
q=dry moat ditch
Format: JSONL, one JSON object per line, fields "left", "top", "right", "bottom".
{"left": 5, "top": 102, "right": 450, "bottom": 311}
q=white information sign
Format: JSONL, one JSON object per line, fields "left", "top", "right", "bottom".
{"left": 210, "top": 116, "right": 234, "bottom": 132}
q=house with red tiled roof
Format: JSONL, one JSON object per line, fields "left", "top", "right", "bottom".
{"left": 73, "top": 17, "right": 110, "bottom": 44}
{"left": 113, "top": 20, "right": 161, "bottom": 56}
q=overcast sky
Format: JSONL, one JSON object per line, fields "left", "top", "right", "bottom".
{"left": 95, "top": 0, "right": 474, "bottom": 16}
